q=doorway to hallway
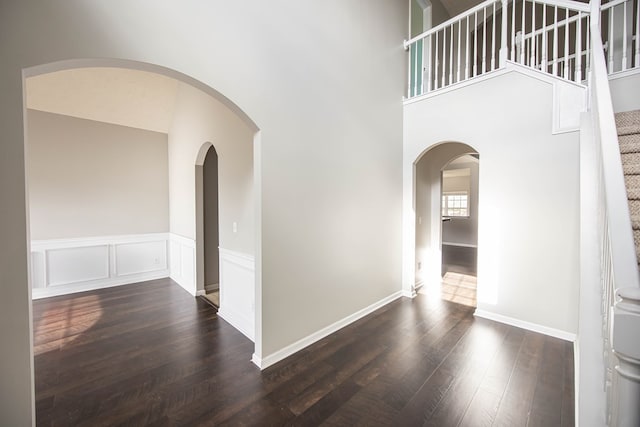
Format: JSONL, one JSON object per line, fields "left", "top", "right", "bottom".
{"left": 414, "top": 144, "right": 479, "bottom": 308}
{"left": 202, "top": 145, "right": 220, "bottom": 308}
{"left": 439, "top": 154, "right": 478, "bottom": 307}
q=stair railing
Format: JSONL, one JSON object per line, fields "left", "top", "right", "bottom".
{"left": 404, "top": 0, "right": 640, "bottom": 99}
{"left": 601, "top": 0, "right": 640, "bottom": 74}
{"left": 589, "top": 0, "right": 640, "bottom": 424}
{"left": 405, "top": 0, "right": 592, "bottom": 99}
{"left": 405, "top": 0, "right": 503, "bottom": 98}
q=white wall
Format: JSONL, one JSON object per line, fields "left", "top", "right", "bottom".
{"left": 168, "top": 82, "right": 254, "bottom": 299}
{"left": 169, "top": 83, "right": 254, "bottom": 252}
{"left": 27, "top": 109, "right": 169, "bottom": 239}
{"left": 404, "top": 70, "right": 582, "bottom": 337}
{"left": 0, "top": 2, "right": 407, "bottom": 420}
{"left": 609, "top": 71, "right": 640, "bottom": 113}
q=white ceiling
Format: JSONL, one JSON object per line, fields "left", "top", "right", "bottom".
{"left": 26, "top": 67, "right": 179, "bottom": 134}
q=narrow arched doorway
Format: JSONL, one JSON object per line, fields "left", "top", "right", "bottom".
{"left": 203, "top": 145, "right": 220, "bottom": 306}
{"left": 413, "top": 142, "right": 479, "bottom": 307}
{"left": 440, "top": 153, "right": 479, "bottom": 307}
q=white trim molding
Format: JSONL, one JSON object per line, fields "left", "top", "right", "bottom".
{"left": 252, "top": 290, "right": 404, "bottom": 370}
{"left": 169, "top": 233, "right": 197, "bottom": 296}
{"left": 474, "top": 309, "right": 577, "bottom": 342}
{"left": 217, "top": 248, "right": 255, "bottom": 341}
{"left": 31, "top": 233, "right": 170, "bottom": 299}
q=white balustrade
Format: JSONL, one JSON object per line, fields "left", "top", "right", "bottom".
{"left": 405, "top": 0, "right": 639, "bottom": 99}
{"left": 601, "top": 0, "right": 640, "bottom": 74}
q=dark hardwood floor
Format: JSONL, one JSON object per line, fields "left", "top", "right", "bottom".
{"left": 33, "top": 278, "right": 574, "bottom": 426}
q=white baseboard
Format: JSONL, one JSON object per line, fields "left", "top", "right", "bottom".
{"left": 474, "top": 309, "right": 577, "bottom": 342}
{"left": 402, "top": 289, "right": 415, "bottom": 298}
{"left": 252, "top": 290, "right": 403, "bottom": 370}
{"left": 32, "top": 271, "right": 168, "bottom": 299}
{"left": 195, "top": 289, "right": 206, "bottom": 297}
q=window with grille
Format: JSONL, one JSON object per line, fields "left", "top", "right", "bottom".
{"left": 442, "top": 192, "right": 469, "bottom": 217}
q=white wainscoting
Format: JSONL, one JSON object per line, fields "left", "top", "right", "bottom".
{"left": 31, "top": 233, "right": 170, "bottom": 299}
{"left": 169, "top": 233, "right": 197, "bottom": 296}
{"left": 217, "top": 248, "right": 255, "bottom": 342}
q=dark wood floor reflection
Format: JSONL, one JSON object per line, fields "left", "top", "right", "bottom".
{"left": 33, "top": 279, "right": 574, "bottom": 426}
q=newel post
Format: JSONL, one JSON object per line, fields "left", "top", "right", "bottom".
{"left": 499, "top": 0, "right": 509, "bottom": 67}
{"left": 611, "top": 287, "right": 640, "bottom": 427}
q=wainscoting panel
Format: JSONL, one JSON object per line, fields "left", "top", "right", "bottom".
{"left": 46, "top": 245, "right": 110, "bottom": 287}
{"left": 168, "top": 234, "right": 196, "bottom": 296}
{"left": 218, "top": 248, "right": 255, "bottom": 341}
{"left": 31, "top": 233, "right": 170, "bottom": 299}
{"left": 115, "top": 240, "right": 167, "bottom": 276}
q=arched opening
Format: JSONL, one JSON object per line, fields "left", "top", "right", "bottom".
{"left": 413, "top": 141, "right": 479, "bottom": 307}
{"left": 23, "top": 59, "right": 262, "bottom": 367}
{"left": 195, "top": 144, "right": 220, "bottom": 307}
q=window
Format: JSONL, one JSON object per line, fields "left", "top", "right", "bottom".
{"left": 442, "top": 192, "right": 469, "bottom": 217}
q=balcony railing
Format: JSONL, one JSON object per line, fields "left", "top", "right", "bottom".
{"left": 405, "top": 0, "right": 640, "bottom": 99}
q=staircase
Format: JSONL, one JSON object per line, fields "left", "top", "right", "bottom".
{"left": 618, "top": 110, "right": 640, "bottom": 266}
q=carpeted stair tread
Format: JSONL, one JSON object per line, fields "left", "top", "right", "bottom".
{"left": 616, "top": 110, "right": 640, "bottom": 128}
{"left": 617, "top": 125, "right": 640, "bottom": 136}
{"left": 616, "top": 109, "right": 640, "bottom": 265}
{"left": 622, "top": 152, "right": 640, "bottom": 167}
{"left": 628, "top": 199, "right": 640, "bottom": 216}
{"left": 627, "top": 188, "right": 640, "bottom": 200}
{"left": 618, "top": 134, "right": 640, "bottom": 153}
{"left": 623, "top": 163, "right": 640, "bottom": 175}
{"left": 625, "top": 175, "right": 640, "bottom": 191}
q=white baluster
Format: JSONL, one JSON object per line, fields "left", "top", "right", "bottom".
{"left": 521, "top": 0, "right": 526, "bottom": 64}
{"left": 466, "top": 16, "right": 471, "bottom": 79}
{"left": 407, "top": 42, "right": 412, "bottom": 98}
{"left": 435, "top": 31, "right": 439, "bottom": 90}
{"left": 500, "top": 0, "right": 508, "bottom": 66}
{"left": 636, "top": 0, "right": 640, "bottom": 67}
{"left": 564, "top": 8, "right": 570, "bottom": 79}
{"left": 610, "top": 287, "right": 640, "bottom": 427}
{"left": 474, "top": 11, "right": 479, "bottom": 76}
{"left": 457, "top": 19, "right": 462, "bottom": 82}
{"left": 542, "top": 3, "right": 548, "bottom": 72}
{"left": 609, "top": 6, "right": 615, "bottom": 71}
{"left": 483, "top": 6, "right": 487, "bottom": 73}
{"left": 449, "top": 24, "right": 454, "bottom": 84}
{"left": 576, "top": 12, "right": 582, "bottom": 82}
{"left": 419, "top": 39, "right": 424, "bottom": 95}
{"left": 511, "top": 0, "right": 516, "bottom": 61}
{"left": 622, "top": 0, "right": 628, "bottom": 71}
{"left": 442, "top": 27, "right": 447, "bottom": 87}
{"left": 553, "top": 6, "right": 558, "bottom": 76}
{"left": 492, "top": 2, "right": 496, "bottom": 70}
{"left": 531, "top": 1, "right": 536, "bottom": 68}
{"left": 427, "top": 35, "right": 432, "bottom": 92}
{"left": 587, "top": 14, "right": 591, "bottom": 75}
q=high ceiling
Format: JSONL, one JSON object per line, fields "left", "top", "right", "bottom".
{"left": 26, "top": 68, "right": 179, "bottom": 134}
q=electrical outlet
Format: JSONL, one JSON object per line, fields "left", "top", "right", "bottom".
{"left": 417, "top": 261, "right": 422, "bottom": 270}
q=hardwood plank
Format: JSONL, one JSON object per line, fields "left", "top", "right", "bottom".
{"left": 33, "top": 278, "right": 573, "bottom": 426}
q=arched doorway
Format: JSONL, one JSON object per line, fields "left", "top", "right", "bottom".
{"left": 413, "top": 142, "right": 479, "bottom": 306}
{"left": 196, "top": 145, "right": 220, "bottom": 306}
{"left": 23, "top": 58, "right": 262, "bottom": 355}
